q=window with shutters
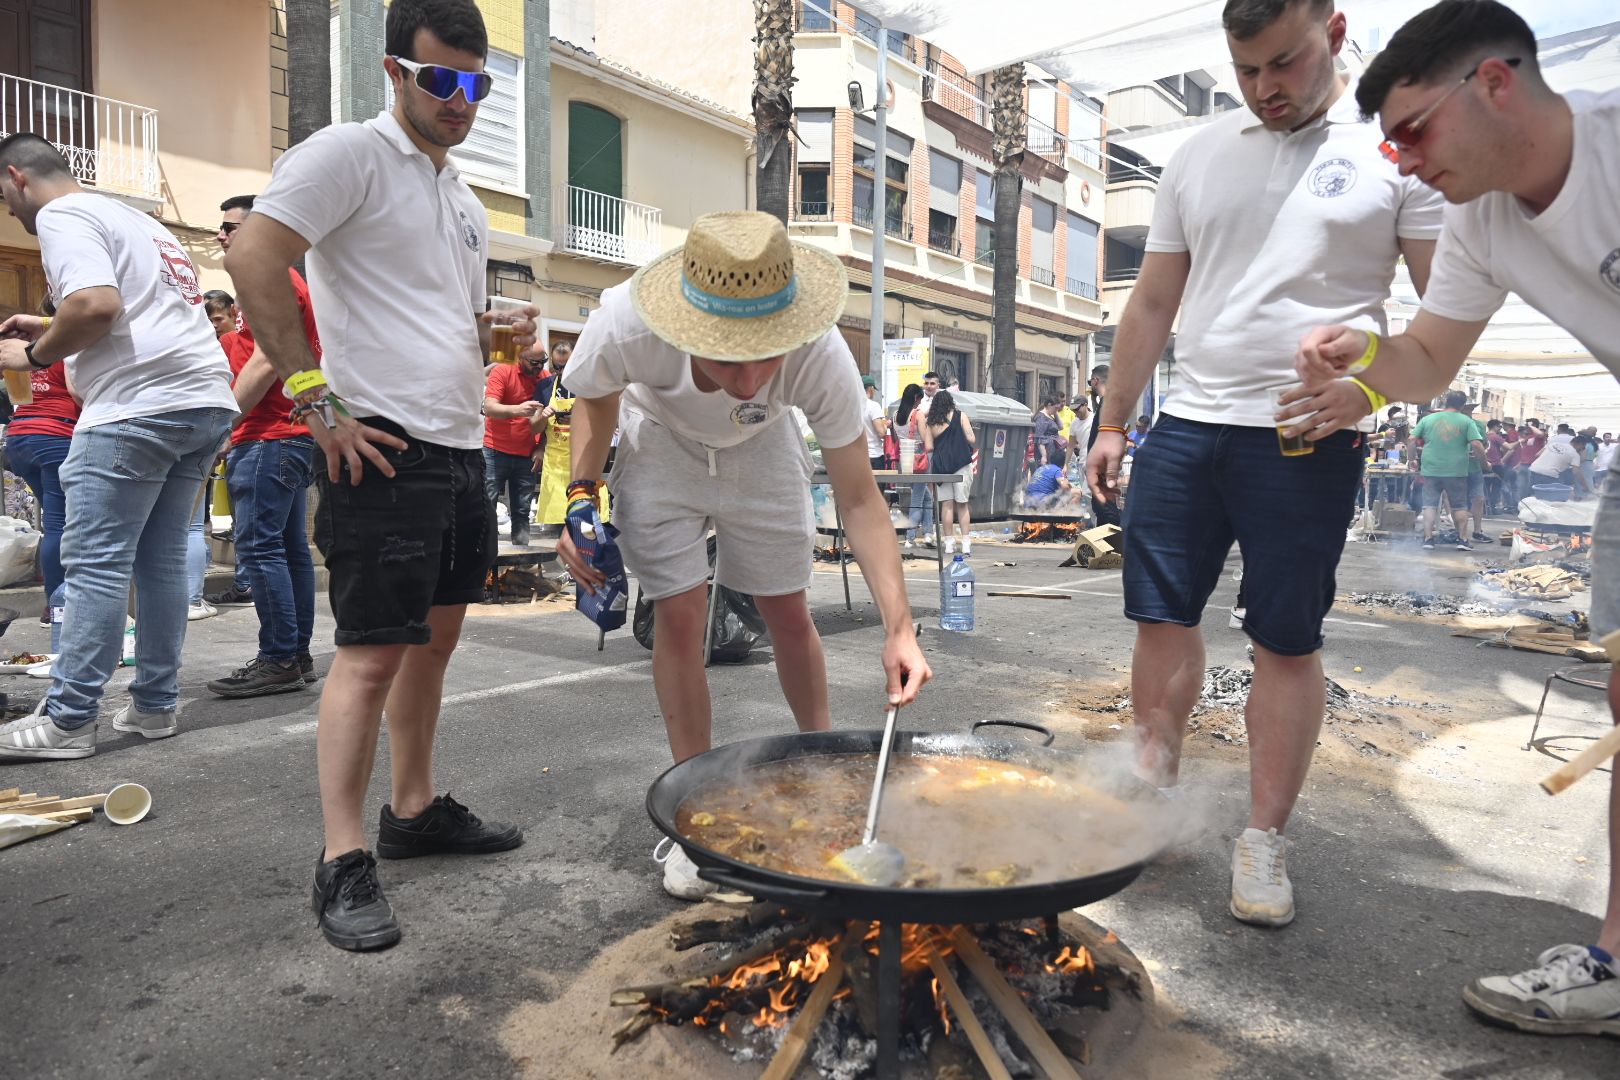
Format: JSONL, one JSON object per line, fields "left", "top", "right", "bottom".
{"left": 383, "top": 46, "right": 525, "bottom": 194}
{"left": 795, "top": 108, "right": 832, "bottom": 218}
{"left": 926, "top": 149, "right": 960, "bottom": 253}
{"left": 1030, "top": 197, "right": 1056, "bottom": 286}
{"left": 1065, "top": 212, "right": 1099, "bottom": 299}
{"left": 973, "top": 168, "right": 993, "bottom": 264}
{"left": 853, "top": 116, "right": 911, "bottom": 240}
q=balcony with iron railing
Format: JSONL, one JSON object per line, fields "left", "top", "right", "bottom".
{"left": 1066, "top": 277, "right": 1100, "bottom": 301}
{"left": 558, "top": 185, "right": 663, "bottom": 266}
{"left": 796, "top": 200, "right": 834, "bottom": 221}
{"left": 1025, "top": 120, "right": 1066, "bottom": 165}
{"left": 0, "top": 73, "right": 160, "bottom": 208}
{"left": 923, "top": 58, "right": 987, "bottom": 127}
{"left": 1030, "top": 266, "right": 1056, "bottom": 287}
{"left": 852, "top": 201, "right": 913, "bottom": 241}
{"left": 926, "top": 227, "right": 960, "bottom": 255}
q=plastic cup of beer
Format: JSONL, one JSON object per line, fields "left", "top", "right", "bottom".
{"left": 3, "top": 368, "right": 33, "bottom": 406}
{"left": 1268, "top": 385, "right": 1313, "bottom": 457}
{"left": 488, "top": 296, "right": 526, "bottom": 365}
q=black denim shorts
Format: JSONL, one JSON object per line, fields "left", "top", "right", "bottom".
{"left": 313, "top": 417, "right": 496, "bottom": 646}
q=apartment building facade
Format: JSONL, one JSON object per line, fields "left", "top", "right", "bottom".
{"left": 1, "top": 0, "right": 280, "bottom": 314}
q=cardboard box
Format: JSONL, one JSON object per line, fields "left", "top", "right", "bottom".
{"left": 208, "top": 535, "right": 235, "bottom": 567}
{"left": 1376, "top": 505, "right": 1415, "bottom": 533}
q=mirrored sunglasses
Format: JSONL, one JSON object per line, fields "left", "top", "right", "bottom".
{"left": 390, "top": 56, "right": 494, "bottom": 103}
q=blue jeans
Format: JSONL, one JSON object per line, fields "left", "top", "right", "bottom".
{"left": 49, "top": 407, "right": 236, "bottom": 729}
{"left": 227, "top": 436, "right": 316, "bottom": 661}
{"left": 906, "top": 483, "right": 935, "bottom": 541}
{"left": 188, "top": 468, "right": 249, "bottom": 602}
{"left": 483, "top": 447, "right": 537, "bottom": 537}
{"left": 5, "top": 432, "right": 71, "bottom": 601}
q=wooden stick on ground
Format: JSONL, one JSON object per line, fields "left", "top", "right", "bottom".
{"left": 38, "top": 807, "right": 94, "bottom": 823}
{"left": 950, "top": 928, "right": 1082, "bottom": 1080}
{"left": 985, "top": 591, "right": 1072, "bottom": 600}
{"left": 0, "top": 787, "right": 20, "bottom": 803}
{"left": 1541, "top": 724, "right": 1620, "bottom": 795}
{"left": 611, "top": 920, "right": 836, "bottom": 1009}
{"left": 670, "top": 901, "right": 797, "bottom": 950}
{"left": 925, "top": 944, "right": 1013, "bottom": 1080}
{"left": 1, "top": 795, "right": 107, "bottom": 816}
{"left": 759, "top": 922, "right": 866, "bottom": 1080}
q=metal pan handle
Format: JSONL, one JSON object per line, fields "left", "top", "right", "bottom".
{"left": 971, "top": 719, "right": 1056, "bottom": 746}
{"left": 697, "top": 867, "right": 832, "bottom": 904}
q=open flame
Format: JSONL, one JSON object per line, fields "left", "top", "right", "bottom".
{"left": 1013, "top": 520, "right": 1082, "bottom": 543}
{"left": 1045, "top": 945, "right": 1093, "bottom": 975}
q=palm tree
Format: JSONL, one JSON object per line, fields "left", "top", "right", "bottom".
{"left": 752, "top": 0, "right": 796, "bottom": 223}
{"left": 286, "top": 0, "right": 332, "bottom": 147}
{"left": 988, "top": 63, "right": 1025, "bottom": 399}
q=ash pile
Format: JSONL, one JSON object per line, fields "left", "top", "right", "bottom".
{"left": 1103, "top": 665, "right": 1442, "bottom": 750}
{"left": 1342, "top": 591, "right": 1504, "bottom": 617}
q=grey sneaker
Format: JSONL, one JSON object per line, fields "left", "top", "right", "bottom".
{"left": 0, "top": 699, "right": 97, "bottom": 759}
{"left": 1231, "top": 827, "right": 1294, "bottom": 927}
{"left": 298, "top": 651, "right": 319, "bottom": 685}
{"left": 1464, "top": 944, "right": 1620, "bottom": 1037}
{"left": 111, "top": 703, "right": 178, "bottom": 740}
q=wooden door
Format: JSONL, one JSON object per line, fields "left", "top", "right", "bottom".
{"left": 0, "top": 1, "right": 94, "bottom": 160}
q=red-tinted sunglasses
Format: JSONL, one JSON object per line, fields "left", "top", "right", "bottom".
{"left": 1378, "top": 57, "right": 1519, "bottom": 163}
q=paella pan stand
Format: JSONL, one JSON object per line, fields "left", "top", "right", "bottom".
{"left": 647, "top": 721, "right": 1161, "bottom": 1079}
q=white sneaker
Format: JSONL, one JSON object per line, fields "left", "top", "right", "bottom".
{"left": 944, "top": 538, "right": 956, "bottom": 555}
{"left": 188, "top": 600, "right": 218, "bottom": 621}
{"left": 1229, "top": 607, "right": 1247, "bottom": 629}
{"left": 654, "top": 838, "right": 719, "bottom": 901}
{"left": 961, "top": 538, "right": 972, "bottom": 555}
{"left": 0, "top": 698, "right": 96, "bottom": 760}
{"left": 1231, "top": 827, "right": 1294, "bottom": 927}
{"left": 1464, "top": 944, "right": 1620, "bottom": 1037}
{"left": 110, "top": 703, "right": 178, "bottom": 740}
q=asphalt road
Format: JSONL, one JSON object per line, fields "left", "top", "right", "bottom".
{"left": 2, "top": 520, "right": 1614, "bottom": 1079}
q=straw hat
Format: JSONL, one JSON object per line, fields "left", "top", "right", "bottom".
{"left": 631, "top": 211, "right": 848, "bottom": 362}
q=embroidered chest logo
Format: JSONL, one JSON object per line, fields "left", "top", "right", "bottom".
{"left": 731, "top": 402, "right": 769, "bottom": 427}
{"left": 457, "top": 209, "right": 481, "bottom": 252}
{"left": 1307, "top": 158, "right": 1357, "bottom": 198}
{"left": 1600, "top": 248, "right": 1620, "bottom": 294}
{"left": 152, "top": 237, "right": 203, "bottom": 305}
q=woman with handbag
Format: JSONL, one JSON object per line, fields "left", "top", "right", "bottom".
{"left": 894, "top": 383, "right": 930, "bottom": 549}
{"left": 920, "top": 390, "right": 977, "bottom": 555}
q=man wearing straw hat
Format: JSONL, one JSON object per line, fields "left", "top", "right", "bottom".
{"left": 557, "top": 211, "right": 932, "bottom": 900}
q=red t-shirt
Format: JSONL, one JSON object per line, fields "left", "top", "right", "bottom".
{"left": 6, "top": 361, "right": 80, "bottom": 438}
{"left": 230, "top": 268, "right": 322, "bottom": 446}
{"left": 484, "top": 364, "right": 541, "bottom": 456}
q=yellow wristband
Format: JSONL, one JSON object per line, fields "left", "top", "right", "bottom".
{"left": 1349, "top": 377, "right": 1388, "bottom": 414}
{"left": 38, "top": 316, "right": 52, "bottom": 328}
{"left": 284, "top": 369, "right": 327, "bottom": 397}
{"left": 1345, "top": 330, "right": 1379, "bottom": 375}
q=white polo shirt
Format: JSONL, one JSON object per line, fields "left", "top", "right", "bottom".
{"left": 1146, "top": 80, "right": 1443, "bottom": 428}
{"left": 35, "top": 193, "right": 236, "bottom": 431}
{"left": 566, "top": 281, "right": 867, "bottom": 451}
{"left": 1420, "top": 88, "right": 1620, "bottom": 374}
{"left": 253, "top": 111, "right": 488, "bottom": 448}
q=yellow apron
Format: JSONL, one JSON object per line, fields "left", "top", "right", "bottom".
{"left": 536, "top": 377, "right": 609, "bottom": 524}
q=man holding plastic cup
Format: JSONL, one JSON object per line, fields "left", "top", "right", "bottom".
{"left": 225, "top": 0, "right": 536, "bottom": 952}
{"left": 1084, "top": 0, "right": 1441, "bottom": 929}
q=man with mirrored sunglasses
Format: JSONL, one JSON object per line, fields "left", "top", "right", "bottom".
{"left": 226, "top": 0, "right": 536, "bottom": 954}
{"left": 1295, "top": 0, "right": 1620, "bottom": 1037}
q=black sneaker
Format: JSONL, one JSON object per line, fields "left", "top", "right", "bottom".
{"left": 312, "top": 849, "right": 401, "bottom": 952}
{"left": 512, "top": 529, "right": 532, "bottom": 547}
{"left": 1457, "top": 540, "right": 1474, "bottom": 551}
{"left": 1422, "top": 538, "right": 1436, "bottom": 550}
{"left": 1472, "top": 531, "right": 1492, "bottom": 543}
{"left": 298, "top": 651, "right": 319, "bottom": 685}
{"left": 376, "top": 794, "right": 523, "bottom": 859}
{"left": 206, "top": 657, "right": 304, "bottom": 699}
{"left": 205, "top": 584, "right": 255, "bottom": 607}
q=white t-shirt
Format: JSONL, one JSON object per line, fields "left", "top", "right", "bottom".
{"left": 862, "top": 397, "right": 886, "bottom": 456}
{"left": 1530, "top": 440, "right": 1584, "bottom": 479}
{"left": 1421, "top": 89, "right": 1620, "bottom": 374}
{"left": 1596, "top": 442, "right": 1618, "bottom": 472}
{"left": 253, "top": 112, "right": 489, "bottom": 448}
{"left": 35, "top": 193, "right": 236, "bottom": 431}
{"left": 1145, "top": 80, "right": 1443, "bottom": 427}
{"left": 566, "top": 281, "right": 867, "bottom": 451}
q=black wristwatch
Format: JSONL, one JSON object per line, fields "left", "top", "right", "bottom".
{"left": 25, "top": 342, "right": 51, "bottom": 369}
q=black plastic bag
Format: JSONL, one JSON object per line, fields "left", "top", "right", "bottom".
{"left": 631, "top": 537, "right": 765, "bottom": 664}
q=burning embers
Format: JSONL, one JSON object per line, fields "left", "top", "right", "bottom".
{"left": 611, "top": 905, "right": 1135, "bottom": 1079}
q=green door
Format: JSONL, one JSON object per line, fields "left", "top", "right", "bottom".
{"left": 568, "top": 102, "right": 624, "bottom": 247}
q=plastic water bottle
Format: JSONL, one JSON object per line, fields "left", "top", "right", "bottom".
{"left": 120, "top": 621, "right": 137, "bottom": 667}
{"left": 49, "top": 583, "right": 66, "bottom": 654}
{"left": 939, "top": 554, "right": 976, "bottom": 632}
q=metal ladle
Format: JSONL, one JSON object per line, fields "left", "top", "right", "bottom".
{"left": 828, "top": 705, "right": 906, "bottom": 886}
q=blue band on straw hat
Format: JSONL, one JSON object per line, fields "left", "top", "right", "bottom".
{"left": 680, "top": 275, "right": 797, "bottom": 319}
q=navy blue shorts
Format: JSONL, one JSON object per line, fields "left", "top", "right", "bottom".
{"left": 1121, "top": 416, "right": 1364, "bottom": 656}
